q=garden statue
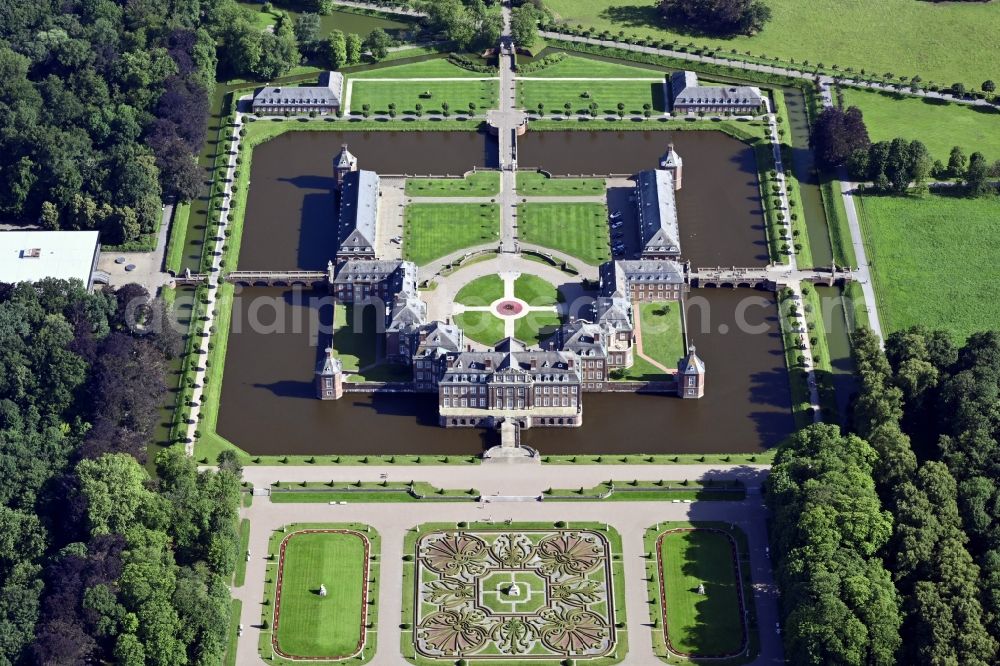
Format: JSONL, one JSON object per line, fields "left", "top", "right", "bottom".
{"left": 509, "top": 583, "right": 521, "bottom": 597}
{"left": 319, "top": 584, "right": 327, "bottom": 597}
{"left": 697, "top": 583, "right": 706, "bottom": 595}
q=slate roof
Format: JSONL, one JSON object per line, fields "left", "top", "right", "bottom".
{"left": 678, "top": 345, "right": 705, "bottom": 374}
{"left": 335, "top": 144, "right": 358, "bottom": 170}
{"left": 338, "top": 169, "right": 380, "bottom": 255}
{"left": 670, "top": 70, "right": 764, "bottom": 110}
{"left": 554, "top": 319, "right": 609, "bottom": 358}
{"left": 252, "top": 71, "right": 344, "bottom": 109}
{"left": 416, "top": 321, "right": 464, "bottom": 354}
{"left": 316, "top": 347, "right": 343, "bottom": 375}
{"left": 388, "top": 290, "right": 428, "bottom": 332}
{"left": 441, "top": 349, "right": 581, "bottom": 383}
{"left": 636, "top": 169, "right": 680, "bottom": 256}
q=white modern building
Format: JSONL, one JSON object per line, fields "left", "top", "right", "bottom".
{"left": 0, "top": 230, "right": 102, "bottom": 289}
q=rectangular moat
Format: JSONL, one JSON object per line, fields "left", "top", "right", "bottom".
{"left": 215, "top": 287, "right": 793, "bottom": 456}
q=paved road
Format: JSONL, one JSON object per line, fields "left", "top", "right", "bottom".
{"left": 96, "top": 203, "right": 175, "bottom": 292}
{"left": 836, "top": 180, "right": 884, "bottom": 339}
{"left": 234, "top": 490, "right": 782, "bottom": 666}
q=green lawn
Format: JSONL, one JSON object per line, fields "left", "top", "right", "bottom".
{"left": 660, "top": 529, "right": 745, "bottom": 656}
{"left": 405, "top": 171, "right": 500, "bottom": 197}
{"left": 543, "top": 0, "right": 1000, "bottom": 88}
{"left": 517, "top": 171, "right": 606, "bottom": 196}
{"left": 858, "top": 192, "right": 1000, "bottom": 341}
{"left": 350, "top": 79, "right": 498, "bottom": 115}
{"left": 522, "top": 53, "right": 667, "bottom": 78}
{"left": 841, "top": 88, "right": 1000, "bottom": 164}
{"left": 514, "top": 274, "right": 559, "bottom": 306}
{"left": 403, "top": 203, "right": 500, "bottom": 266}
{"left": 519, "top": 79, "right": 666, "bottom": 116}
{"left": 331, "top": 303, "right": 377, "bottom": 372}
{"left": 637, "top": 302, "right": 685, "bottom": 369}
{"left": 274, "top": 531, "right": 367, "bottom": 658}
{"left": 348, "top": 59, "right": 489, "bottom": 79}
{"left": 455, "top": 275, "right": 505, "bottom": 306}
{"left": 518, "top": 202, "right": 610, "bottom": 265}
{"left": 453, "top": 310, "right": 507, "bottom": 346}
{"left": 514, "top": 311, "right": 562, "bottom": 347}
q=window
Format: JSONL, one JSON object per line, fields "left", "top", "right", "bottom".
{"left": 461, "top": 399, "right": 467, "bottom": 407}
{"left": 444, "top": 398, "right": 450, "bottom": 407}
{"left": 688, "top": 376, "right": 697, "bottom": 387}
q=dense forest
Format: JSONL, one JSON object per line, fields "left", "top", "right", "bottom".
{"left": 0, "top": 278, "right": 242, "bottom": 665}
{"left": 768, "top": 326, "right": 1000, "bottom": 665}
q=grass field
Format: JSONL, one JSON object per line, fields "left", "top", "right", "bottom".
{"left": 405, "top": 171, "right": 500, "bottom": 197}
{"left": 543, "top": 0, "right": 999, "bottom": 87}
{"left": 523, "top": 53, "right": 667, "bottom": 78}
{"left": 519, "top": 78, "right": 666, "bottom": 116}
{"left": 514, "top": 311, "right": 562, "bottom": 347}
{"left": 403, "top": 203, "right": 500, "bottom": 265}
{"left": 453, "top": 310, "right": 507, "bottom": 346}
{"left": 660, "top": 529, "right": 745, "bottom": 657}
{"left": 858, "top": 192, "right": 1000, "bottom": 341}
{"left": 350, "top": 79, "right": 498, "bottom": 115}
{"left": 514, "top": 274, "right": 559, "bottom": 306}
{"left": 841, "top": 88, "right": 1000, "bottom": 164}
{"left": 517, "top": 171, "right": 606, "bottom": 196}
{"left": 637, "top": 302, "right": 685, "bottom": 369}
{"left": 455, "top": 275, "right": 505, "bottom": 306}
{"left": 518, "top": 202, "right": 610, "bottom": 265}
{"left": 348, "top": 59, "right": 488, "bottom": 79}
{"left": 274, "top": 531, "right": 367, "bottom": 658}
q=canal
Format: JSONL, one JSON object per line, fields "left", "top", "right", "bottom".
{"left": 216, "top": 287, "right": 793, "bottom": 456}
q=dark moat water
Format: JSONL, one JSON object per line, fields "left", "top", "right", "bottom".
{"left": 238, "top": 130, "right": 495, "bottom": 270}
{"left": 519, "top": 130, "right": 768, "bottom": 266}
{"left": 216, "top": 287, "right": 793, "bottom": 456}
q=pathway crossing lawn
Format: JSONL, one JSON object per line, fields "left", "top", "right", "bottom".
{"left": 348, "top": 59, "right": 489, "bottom": 79}
{"left": 517, "top": 171, "right": 606, "bottom": 196}
{"left": 660, "top": 529, "right": 744, "bottom": 656}
{"left": 514, "top": 274, "right": 560, "bottom": 306}
{"left": 456, "top": 275, "right": 505, "bottom": 306}
{"left": 403, "top": 203, "right": 500, "bottom": 266}
{"left": 275, "top": 532, "right": 367, "bottom": 658}
{"left": 858, "top": 192, "right": 1000, "bottom": 341}
{"left": 350, "top": 80, "right": 498, "bottom": 115}
{"left": 518, "top": 203, "right": 610, "bottom": 266}
{"left": 518, "top": 79, "right": 665, "bottom": 116}
{"left": 522, "top": 53, "right": 667, "bottom": 78}
{"left": 406, "top": 171, "right": 500, "bottom": 197}
{"left": 543, "top": 0, "right": 1000, "bottom": 87}
{"left": 514, "top": 311, "right": 562, "bottom": 347}
{"left": 453, "top": 311, "right": 507, "bottom": 346}
{"left": 637, "top": 302, "right": 685, "bottom": 369}
{"left": 840, "top": 89, "right": 1000, "bottom": 164}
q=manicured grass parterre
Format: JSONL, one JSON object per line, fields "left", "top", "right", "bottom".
{"left": 348, "top": 59, "right": 490, "bottom": 79}
{"left": 543, "top": 0, "right": 1000, "bottom": 88}
{"left": 514, "top": 274, "right": 560, "bottom": 306}
{"left": 514, "top": 311, "right": 562, "bottom": 348}
{"left": 841, "top": 88, "right": 1000, "bottom": 164}
{"left": 350, "top": 79, "right": 499, "bottom": 115}
{"left": 517, "top": 170, "right": 606, "bottom": 196}
{"left": 453, "top": 310, "right": 507, "bottom": 346}
{"left": 455, "top": 275, "right": 505, "bottom": 306}
{"left": 403, "top": 203, "right": 500, "bottom": 266}
{"left": 658, "top": 528, "right": 746, "bottom": 658}
{"left": 271, "top": 530, "right": 370, "bottom": 659}
{"left": 518, "top": 202, "right": 610, "bottom": 265}
{"left": 405, "top": 171, "right": 500, "bottom": 197}
{"left": 858, "top": 192, "right": 1000, "bottom": 340}
{"left": 519, "top": 78, "right": 666, "bottom": 116}
{"left": 636, "top": 302, "right": 685, "bottom": 370}
{"left": 523, "top": 53, "right": 667, "bottom": 78}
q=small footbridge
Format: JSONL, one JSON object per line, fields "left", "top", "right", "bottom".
{"left": 688, "top": 265, "right": 855, "bottom": 290}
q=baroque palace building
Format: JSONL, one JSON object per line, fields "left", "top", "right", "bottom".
{"left": 315, "top": 146, "right": 705, "bottom": 429}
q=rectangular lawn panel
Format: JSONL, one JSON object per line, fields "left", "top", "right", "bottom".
{"left": 543, "top": 0, "right": 999, "bottom": 87}
{"left": 518, "top": 202, "right": 610, "bottom": 266}
{"left": 524, "top": 53, "right": 668, "bottom": 78}
{"left": 518, "top": 79, "right": 665, "bottom": 116}
{"left": 637, "top": 302, "right": 685, "bottom": 370}
{"left": 350, "top": 80, "right": 499, "bottom": 115}
{"left": 858, "top": 192, "right": 1000, "bottom": 341}
{"left": 456, "top": 275, "right": 505, "bottom": 306}
{"left": 841, "top": 88, "right": 1000, "bottom": 164}
{"left": 453, "top": 310, "right": 507, "bottom": 346}
{"left": 403, "top": 203, "right": 500, "bottom": 266}
{"left": 659, "top": 528, "right": 745, "bottom": 657}
{"left": 517, "top": 171, "right": 606, "bottom": 196}
{"left": 275, "top": 531, "right": 367, "bottom": 659}
{"left": 348, "top": 59, "right": 489, "bottom": 79}
{"left": 406, "top": 171, "right": 500, "bottom": 197}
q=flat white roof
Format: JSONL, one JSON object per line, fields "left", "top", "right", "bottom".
{"left": 0, "top": 231, "right": 100, "bottom": 286}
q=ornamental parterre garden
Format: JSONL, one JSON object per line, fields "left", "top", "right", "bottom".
{"left": 404, "top": 524, "right": 627, "bottom": 664}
